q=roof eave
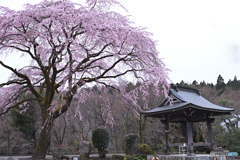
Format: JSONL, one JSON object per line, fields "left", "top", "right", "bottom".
{"left": 141, "top": 103, "right": 235, "bottom": 117}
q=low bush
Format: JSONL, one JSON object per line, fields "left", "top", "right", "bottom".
{"left": 112, "top": 154, "right": 148, "bottom": 160}
{"left": 112, "top": 155, "right": 124, "bottom": 160}
{"left": 136, "top": 144, "right": 154, "bottom": 155}
{"left": 194, "top": 146, "right": 212, "bottom": 154}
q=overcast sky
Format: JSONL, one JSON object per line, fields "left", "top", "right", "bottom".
{"left": 1, "top": 0, "right": 240, "bottom": 84}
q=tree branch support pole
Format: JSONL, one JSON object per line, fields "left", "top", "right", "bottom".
{"left": 187, "top": 121, "right": 195, "bottom": 156}
{"left": 207, "top": 118, "right": 215, "bottom": 151}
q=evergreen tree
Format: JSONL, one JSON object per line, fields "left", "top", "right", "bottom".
{"left": 192, "top": 80, "right": 198, "bottom": 86}
{"left": 11, "top": 106, "right": 38, "bottom": 147}
{"left": 216, "top": 74, "right": 225, "bottom": 90}
{"left": 92, "top": 128, "right": 110, "bottom": 158}
{"left": 178, "top": 80, "right": 188, "bottom": 86}
{"left": 231, "top": 76, "right": 240, "bottom": 90}
{"left": 10, "top": 94, "right": 38, "bottom": 147}
{"left": 199, "top": 80, "right": 206, "bottom": 87}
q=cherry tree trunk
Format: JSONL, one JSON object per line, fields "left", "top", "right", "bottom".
{"left": 32, "top": 121, "right": 53, "bottom": 159}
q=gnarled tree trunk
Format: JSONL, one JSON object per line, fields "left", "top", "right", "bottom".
{"left": 32, "top": 116, "right": 53, "bottom": 159}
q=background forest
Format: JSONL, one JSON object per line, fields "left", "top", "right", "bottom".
{"left": 0, "top": 74, "right": 240, "bottom": 155}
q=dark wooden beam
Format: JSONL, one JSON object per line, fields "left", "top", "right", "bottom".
{"left": 169, "top": 116, "right": 215, "bottom": 123}
{"left": 162, "top": 119, "right": 169, "bottom": 155}
{"left": 186, "top": 121, "right": 195, "bottom": 156}
{"left": 182, "top": 122, "right": 188, "bottom": 143}
{"left": 207, "top": 119, "right": 216, "bottom": 151}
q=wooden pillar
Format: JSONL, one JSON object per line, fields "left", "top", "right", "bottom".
{"left": 162, "top": 120, "right": 169, "bottom": 155}
{"left": 186, "top": 121, "right": 195, "bottom": 156}
{"left": 207, "top": 118, "right": 215, "bottom": 151}
{"left": 182, "top": 122, "right": 188, "bottom": 143}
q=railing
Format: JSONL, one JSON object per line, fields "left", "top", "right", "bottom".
{"left": 0, "top": 146, "right": 78, "bottom": 156}
{"left": 169, "top": 142, "right": 211, "bottom": 147}
{"left": 51, "top": 144, "right": 78, "bottom": 155}
{"left": 193, "top": 142, "right": 211, "bottom": 146}
{"left": 0, "top": 147, "right": 34, "bottom": 156}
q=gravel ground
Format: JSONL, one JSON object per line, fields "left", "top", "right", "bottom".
{"left": 0, "top": 153, "right": 126, "bottom": 160}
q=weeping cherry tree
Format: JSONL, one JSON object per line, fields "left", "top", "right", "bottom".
{"left": 0, "top": 0, "right": 169, "bottom": 158}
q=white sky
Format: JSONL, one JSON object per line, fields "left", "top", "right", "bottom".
{"left": 1, "top": 0, "right": 240, "bottom": 84}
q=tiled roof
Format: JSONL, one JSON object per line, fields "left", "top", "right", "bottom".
{"left": 141, "top": 85, "right": 235, "bottom": 116}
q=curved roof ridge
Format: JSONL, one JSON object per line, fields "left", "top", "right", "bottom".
{"left": 142, "top": 85, "right": 235, "bottom": 117}
{"left": 171, "top": 84, "right": 201, "bottom": 95}
{"left": 170, "top": 89, "right": 187, "bottom": 102}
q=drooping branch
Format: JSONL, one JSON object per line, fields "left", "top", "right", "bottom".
{"left": 0, "top": 79, "right": 26, "bottom": 87}
{"left": 0, "top": 98, "right": 36, "bottom": 116}
{"left": 0, "top": 61, "right": 42, "bottom": 100}
{"left": 73, "top": 43, "right": 112, "bottom": 72}
{"left": 101, "top": 69, "right": 144, "bottom": 79}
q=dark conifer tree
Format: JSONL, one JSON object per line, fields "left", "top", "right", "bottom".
{"left": 216, "top": 74, "right": 225, "bottom": 90}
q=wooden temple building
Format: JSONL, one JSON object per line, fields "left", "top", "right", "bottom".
{"left": 141, "top": 85, "right": 235, "bottom": 156}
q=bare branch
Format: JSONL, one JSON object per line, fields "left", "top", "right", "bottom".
{"left": 0, "top": 98, "right": 37, "bottom": 116}
{"left": 0, "top": 61, "right": 42, "bottom": 99}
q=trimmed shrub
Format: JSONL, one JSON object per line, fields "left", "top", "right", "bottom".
{"left": 92, "top": 128, "right": 110, "bottom": 158}
{"left": 125, "top": 134, "right": 139, "bottom": 155}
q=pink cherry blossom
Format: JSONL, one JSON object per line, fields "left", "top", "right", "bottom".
{"left": 0, "top": 0, "right": 169, "bottom": 158}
